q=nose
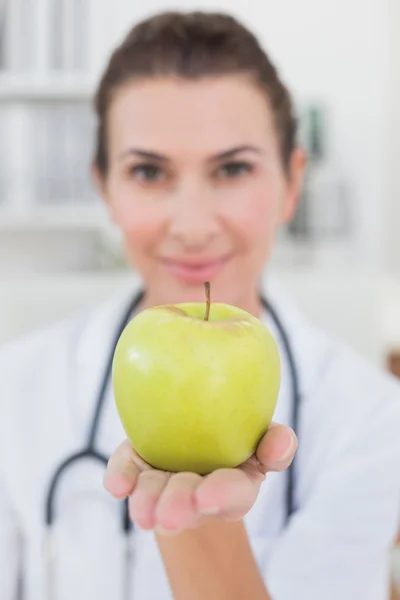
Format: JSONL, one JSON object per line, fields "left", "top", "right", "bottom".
{"left": 168, "top": 181, "right": 219, "bottom": 248}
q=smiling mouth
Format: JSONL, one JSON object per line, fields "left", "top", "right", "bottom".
{"left": 160, "top": 256, "right": 232, "bottom": 284}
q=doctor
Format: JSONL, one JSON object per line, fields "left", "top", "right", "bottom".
{"left": 1, "top": 9, "right": 400, "bottom": 600}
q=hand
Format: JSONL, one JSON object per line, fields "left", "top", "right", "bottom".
{"left": 104, "top": 423, "right": 297, "bottom": 535}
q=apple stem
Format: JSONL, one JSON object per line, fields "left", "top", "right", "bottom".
{"left": 204, "top": 281, "right": 211, "bottom": 321}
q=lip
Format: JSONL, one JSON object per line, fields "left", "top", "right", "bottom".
{"left": 160, "top": 255, "right": 232, "bottom": 284}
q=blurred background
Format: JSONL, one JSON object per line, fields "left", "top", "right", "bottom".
{"left": 0, "top": 0, "right": 400, "bottom": 366}
{"left": 0, "top": 0, "right": 400, "bottom": 593}
{"left": 0, "top": 1, "right": 399, "bottom": 357}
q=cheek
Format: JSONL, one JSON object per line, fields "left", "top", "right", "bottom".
{"left": 223, "top": 179, "right": 283, "bottom": 247}
{"left": 107, "top": 180, "right": 163, "bottom": 254}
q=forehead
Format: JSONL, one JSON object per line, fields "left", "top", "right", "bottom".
{"left": 107, "top": 76, "right": 276, "bottom": 156}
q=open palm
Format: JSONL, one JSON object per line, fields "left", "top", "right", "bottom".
{"left": 104, "top": 423, "right": 297, "bottom": 534}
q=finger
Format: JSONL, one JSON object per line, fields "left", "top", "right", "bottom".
{"left": 256, "top": 423, "right": 297, "bottom": 473}
{"left": 155, "top": 472, "right": 202, "bottom": 533}
{"left": 195, "top": 468, "right": 258, "bottom": 521}
{"left": 129, "top": 470, "right": 171, "bottom": 530}
{"left": 104, "top": 439, "right": 140, "bottom": 499}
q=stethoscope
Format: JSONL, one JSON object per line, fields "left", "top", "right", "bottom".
{"left": 43, "top": 288, "right": 300, "bottom": 599}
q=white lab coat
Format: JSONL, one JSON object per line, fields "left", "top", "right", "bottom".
{"left": 0, "top": 279, "right": 400, "bottom": 600}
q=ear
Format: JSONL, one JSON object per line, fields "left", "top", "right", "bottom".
{"left": 91, "top": 162, "right": 107, "bottom": 200}
{"left": 280, "top": 148, "right": 307, "bottom": 223}
{"left": 91, "top": 162, "right": 117, "bottom": 223}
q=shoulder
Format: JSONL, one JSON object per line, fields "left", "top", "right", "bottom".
{"left": 268, "top": 277, "right": 400, "bottom": 473}
{"left": 0, "top": 310, "right": 86, "bottom": 377}
{"left": 323, "top": 340, "right": 400, "bottom": 402}
{"left": 267, "top": 276, "right": 400, "bottom": 425}
{"left": 0, "top": 311, "right": 90, "bottom": 436}
{"left": 287, "top": 325, "right": 400, "bottom": 535}
{"left": 296, "top": 326, "right": 400, "bottom": 495}
{"left": 308, "top": 333, "right": 400, "bottom": 431}
{"left": 0, "top": 286, "right": 137, "bottom": 393}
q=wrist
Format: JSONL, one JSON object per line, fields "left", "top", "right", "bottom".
{"left": 156, "top": 519, "right": 271, "bottom": 600}
{"left": 155, "top": 514, "right": 235, "bottom": 538}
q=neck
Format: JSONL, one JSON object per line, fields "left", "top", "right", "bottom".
{"left": 139, "top": 285, "right": 264, "bottom": 319}
{"left": 245, "top": 294, "right": 264, "bottom": 319}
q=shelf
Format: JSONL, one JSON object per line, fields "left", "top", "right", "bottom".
{"left": 0, "top": 73, "right": 96, "bottom": 102}
{"left": 0, "top": 203, "right": 110, "bottom": 231}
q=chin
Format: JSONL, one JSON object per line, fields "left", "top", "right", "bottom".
{"left": 163, "top": 276, "right": 238, "bottom": 306}
{"left": 166, "top": 281, "right": 211, "bottom": 303}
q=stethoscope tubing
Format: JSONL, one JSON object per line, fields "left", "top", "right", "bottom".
{"left": 42, "top": 288, "right": 300, "bottom": 599}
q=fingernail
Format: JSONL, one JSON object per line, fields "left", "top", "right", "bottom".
{"left": 199, "top": 506, "right": 221, "bottom": 516}
{"left": 155, "top": 525, "right": 181, "bottom": 537}
{"left": 278, "top": 431, "right": 297, "bottom": 463}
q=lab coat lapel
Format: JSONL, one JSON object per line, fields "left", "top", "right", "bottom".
{"left": 73, "top": 279, "right": 143, "bottom": 454}
{"left": 245, "top": 274, "right": 331, "bottom": 552}
{"left": 262, "top": 273, "right": 330, "bottom": 402}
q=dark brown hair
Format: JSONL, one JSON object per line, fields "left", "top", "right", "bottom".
{"left": 93, "top": 11, "right": 297, "bottom": 175}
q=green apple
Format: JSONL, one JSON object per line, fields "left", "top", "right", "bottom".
{"left": 112, "top": 284, "right": 281, "bottom": 475}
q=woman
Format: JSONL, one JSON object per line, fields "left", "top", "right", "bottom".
{"left": 0, "top": 10, "right": 399, "bottom": 600}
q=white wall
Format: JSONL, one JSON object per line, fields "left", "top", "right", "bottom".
{"left": 0, "top": 230, "right": 102, "bottom": 275}
{"left": 384, "top": 0, "right": 400, "bottom": 274}
{"left": 88, "top": 0, "right": 394, "bottom": 272}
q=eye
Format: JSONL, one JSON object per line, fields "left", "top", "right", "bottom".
{"left": 216, "top": 161, "right": 253, "bottom": 179}
{"left": 129, "top": 163, "right": 165, "bottom": 182}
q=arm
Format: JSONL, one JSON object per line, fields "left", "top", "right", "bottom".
{"left": 105, "top": 423, "right": 296, "bottom": 599}
{"left": 156, "top": 519, "right": 271, "bottom": 600}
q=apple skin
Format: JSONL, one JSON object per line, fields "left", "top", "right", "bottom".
{"left": 112, "top": 302, "right": 281, "bottom": 475}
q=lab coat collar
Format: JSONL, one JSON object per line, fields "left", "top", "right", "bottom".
{"left": 261, "top": 271, "right": 333, "bottom": 401}
{"left": 73, "top": 274, "right": 144, "bottom": 446}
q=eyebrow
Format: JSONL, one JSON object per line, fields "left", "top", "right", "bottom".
{"left": 118, "top": 149, "right": 168, "bottom": 162}
{"left": 209, "top": 145, "right": 262, "bottom": 162}
{"left": 118, "top": 145, "right": 262, "bottom": 163}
